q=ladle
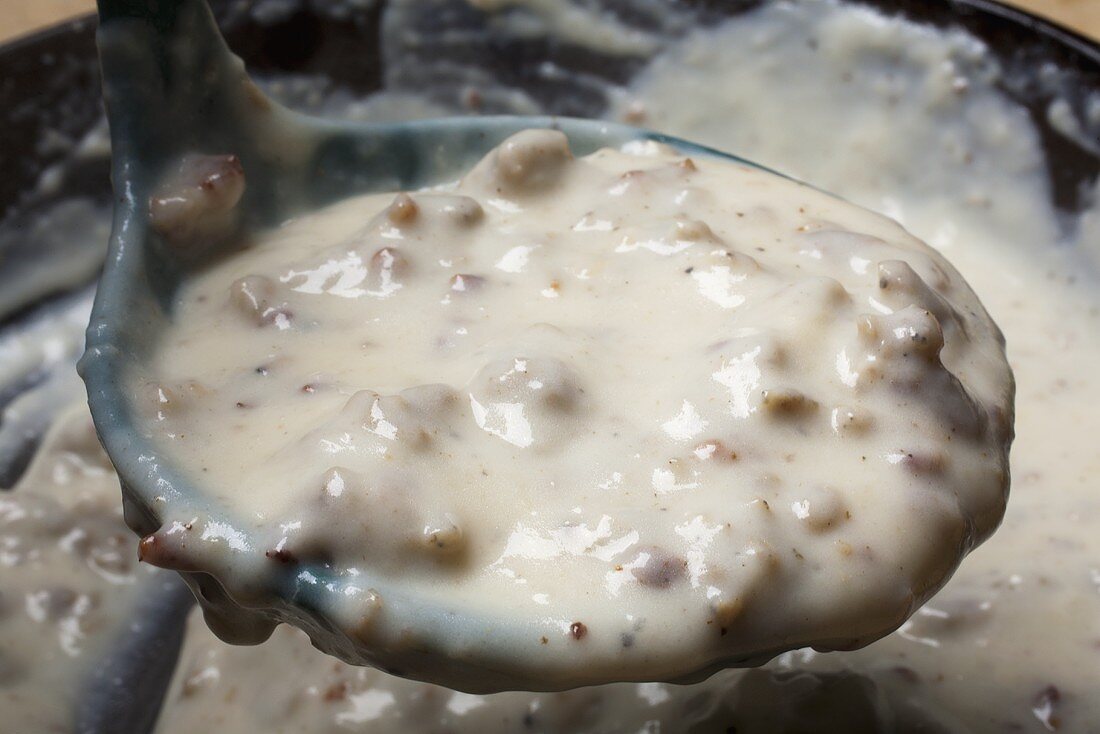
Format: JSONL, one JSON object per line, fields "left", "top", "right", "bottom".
{"left": 81, "top": 0, "right": 787, "bottom": 693}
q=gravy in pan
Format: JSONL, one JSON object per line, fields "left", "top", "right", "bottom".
{"left": 4, "top": 0, "right": 1096, "bottom": 730}
{"left": 0, "top": 407, "right": 157, "bottom": 732}
{"left": 156, "top": 0, "right": 1100, "bottom": 730}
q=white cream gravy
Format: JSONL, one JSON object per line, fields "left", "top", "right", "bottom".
{"left": 151, "top": 0, "right": 1100, "bottom": 730}
{"left": 133, "top": 123, "right": 1011, "bottom": 690}
{"left": 0, "top": 406, "right": 158, "bottom": 731}
{"left": 3, "top": 0, "right": 1097, "bottom": 729}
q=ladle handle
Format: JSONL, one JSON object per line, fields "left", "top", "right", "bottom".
{"left": 96, "top": 0, "right": 278, "bottom": 184}
{"left": 96, "top": 0, "right": 314, "bottom": 230}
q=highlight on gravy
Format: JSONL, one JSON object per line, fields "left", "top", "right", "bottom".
{"left": 130, "top": 127, "right": 1013, "bottom": 691}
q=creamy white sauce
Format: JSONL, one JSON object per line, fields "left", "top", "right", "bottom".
{"left": 2, "top": 0, "right": 1096, "bottom": 729}
{"left": 609, "top": 4, "right": 1100, "bottom": 728}
{"left": 0, "top": 405, "right": 157, "bottom": 731}
{"left": 133, "top": 121, "right": 1011, "bottom": 690}
{"left": 464, "top": 0, "right": 665, "bottom": 56}
{"left": 156, "top": 605, "right": 960, "bottom": 733}
{"left": 147, "top": 0, "right": 1100, "bottom": 730}
{"left": 0, "top": 291, "right": 92, "bottom": 486}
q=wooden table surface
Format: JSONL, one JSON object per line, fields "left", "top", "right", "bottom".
{"left": 1, "top": 0, "right": 1098, "bottom": 42}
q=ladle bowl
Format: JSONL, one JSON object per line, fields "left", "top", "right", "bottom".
{"left": 80, "top": 0, "right": 778, "bottom": 692}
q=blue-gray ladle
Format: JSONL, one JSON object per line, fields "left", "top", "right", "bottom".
{"left": 80, "top": 0, "right": 780, "bottom": 693}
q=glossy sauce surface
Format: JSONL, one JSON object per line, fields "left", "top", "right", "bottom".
{"left": 152, "top": 0, "right": 1100, "bottom": 729}
{"left": 611, "top": 1, "right": 1100, "bottom": 729}
{"left": 3, "top": 0, "right": 1095, "bottom": 729}
{"left": 0, "top": 407, "right": 156, "bottom": 731}
{"left": 156, "top": 606, "right": 958, "bottom": 733}
{"left": 134, "top": 128, "right": 1011, "bottom": 690}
